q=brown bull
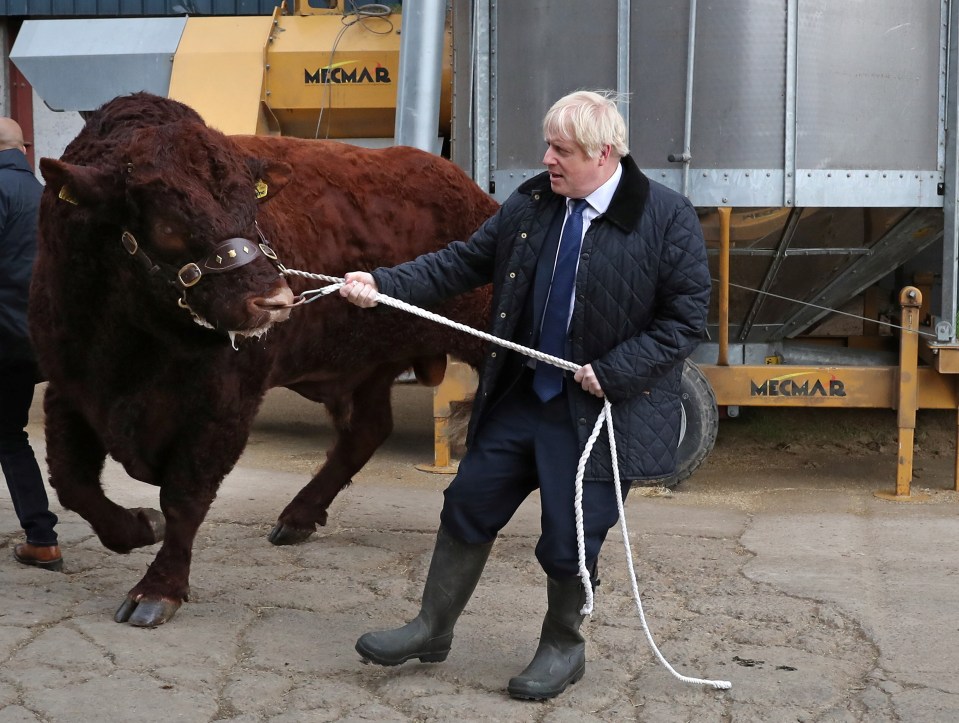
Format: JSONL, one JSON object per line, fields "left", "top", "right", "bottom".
{"left": 30, "top": 93, "right": 497, "bottom": 627}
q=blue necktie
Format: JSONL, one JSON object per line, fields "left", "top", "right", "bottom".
{"left": 532, "top": 198, "right": 588, "bottom": 402}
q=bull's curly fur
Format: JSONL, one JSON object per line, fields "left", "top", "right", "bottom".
{"left": 30, "top": 93, "right": 497, "bottom": 626}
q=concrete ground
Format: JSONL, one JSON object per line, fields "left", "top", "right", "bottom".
{"left": 1, "top": 385, "right": 957, "bottom": 722}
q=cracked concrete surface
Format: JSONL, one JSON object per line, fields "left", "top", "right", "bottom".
{"left": 1, "top": 386, "right": 957, "bottom": 721}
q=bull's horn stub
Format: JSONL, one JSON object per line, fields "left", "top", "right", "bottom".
{"left": 255, "top": 180, "right": 268, "bottom": 199}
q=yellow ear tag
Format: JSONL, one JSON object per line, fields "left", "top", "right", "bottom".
{"left": 58, "top": 185, "right": 79, "bottom": 205}
{"left": 254, "top": 180, "right": 268, "bottom": 199}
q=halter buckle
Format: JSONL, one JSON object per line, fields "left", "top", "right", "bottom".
{"left": 121, "top": 231, "right": 138, "bottom": 255}
{"left": 177, "top": 263, "right": 202, "bottom": 288}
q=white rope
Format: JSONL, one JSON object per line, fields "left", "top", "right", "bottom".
{"left": 282, "top": 267, "right": 731, "bottom": 690}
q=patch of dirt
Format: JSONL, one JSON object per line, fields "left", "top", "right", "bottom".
{"left": 704, "top": 406, "right": 955, "bottom": 471}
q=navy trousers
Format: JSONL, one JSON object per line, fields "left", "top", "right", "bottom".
{"left": 441, "top": 369, "right": 625, "bottom": 579}
{"left": 0, "top": 360, "right": 58, "bottom": 546}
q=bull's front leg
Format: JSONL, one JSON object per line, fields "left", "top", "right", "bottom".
{"left": 111, "top": 399, "right": 254, "bottom": 627}
{"left": 44, "top": 386, "right": 165, "bottom": 553}
{"left": 269, "top": 371, "right": 398, "bottom": 545}
{"left": 113, "top": 480, "right": 216, "bottom": 627}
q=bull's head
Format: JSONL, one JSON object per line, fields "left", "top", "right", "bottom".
{"left": 39, "top": 121, "right": 296, "bottom": 343}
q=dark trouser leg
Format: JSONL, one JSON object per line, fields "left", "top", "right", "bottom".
{"left": 0, "top": 361, "right": 58, "bottom": 546}
{"left": 449, "top": 376, "right": 624, "bottom": 576}
{"left": 532, "top": 390, "right": 625, "bottom": 580}
{"left": 515, "top": 381, "right": 627, "bottom": 699}
{"left": 356, "top": 382, "right": 541, "bottom": 666}
{"left": 355, "top": 526, "right": 493, "bottom": 665}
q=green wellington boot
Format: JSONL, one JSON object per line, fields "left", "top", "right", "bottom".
{"left": 356, "top": 526, "right": 493, "bottom": 666}
{"left": 508, "top": 575, "right": 587, "bottom": 700}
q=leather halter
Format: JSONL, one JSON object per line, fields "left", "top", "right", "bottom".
{"left": 119, "top": 222, "right": 287, "bottom": 334}
{"left": 119, "top": 222, "right": 282, "bottom": 292}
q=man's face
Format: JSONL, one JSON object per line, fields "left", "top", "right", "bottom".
{"left": 542, "top": 135, "right": 609, "bottom": 199}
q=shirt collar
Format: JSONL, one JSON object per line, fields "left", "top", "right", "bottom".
{"left": 581, "top": 162, "right": 622, "bottom": 216}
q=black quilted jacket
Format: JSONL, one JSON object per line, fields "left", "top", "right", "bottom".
{"left": 372, "top": 155, "right": 710, "bottom": 481}
{"left": 0, "top": 149, "right": 42, "bottom": 364}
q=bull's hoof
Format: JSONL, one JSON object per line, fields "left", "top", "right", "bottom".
{"left": 267, "top": 522, "right": 315, "bottom": 546}
{"left": 114, "top": 595, "right": 182, "bottom": 627}
{"left": 133, "top": 508, "right": 166, "bottom": 544}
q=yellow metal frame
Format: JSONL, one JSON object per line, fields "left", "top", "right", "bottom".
{"left": 707, "top": 206, "right": 959, "bottom": 499}
{"left": 169, "top": 14, "right": 279, "bottom": 136}
{"left": 416, "top": 360, "right": 476, "bottom": 474}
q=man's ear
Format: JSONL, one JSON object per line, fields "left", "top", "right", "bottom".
{"left": 39, "top": 158, "right": 126, "bottom": 215}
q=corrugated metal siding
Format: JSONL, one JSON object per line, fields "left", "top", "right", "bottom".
{"left": 0, "top": 0, "right": 284, "bottom": 15}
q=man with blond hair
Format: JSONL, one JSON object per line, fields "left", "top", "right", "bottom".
{"left": 341, "top": 90, "right": 709, "bottom": 698}
{"left": 0, "top": 117, "right": 62, "bottom": 571}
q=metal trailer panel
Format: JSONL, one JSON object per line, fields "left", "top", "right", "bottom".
{"left": 795, "top": 0, "right": 941, "bottom": 172}
{"left": 485, "top": 0, "right": 945, "bottom": 209}
{"left": 490, "top": 0, "right": 618, "bottom": 193}
{"left": 636, "top": 0, "right": 787, "bottom": 171}
{"left": 793, "top": 0, "right": 943, "bottom": 207}
{"left": 10, "top": 18, "right": 186, "bottom": 111}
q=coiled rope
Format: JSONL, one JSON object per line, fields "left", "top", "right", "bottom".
{"left": 281, "top": 267, "right": 732, "bottom": 691}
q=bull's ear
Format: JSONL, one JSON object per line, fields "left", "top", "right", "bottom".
{"left": 251, "top": 160, "right": 293, "bottom": 203}
{"left": 39, "top": 158, "right": 125, "bottom": 213}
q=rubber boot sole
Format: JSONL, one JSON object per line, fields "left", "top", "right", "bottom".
{"left": 355, "top": 639, "right": 450, "bottom": 666}
{"left": 507, "top": 664, "right": 585, "bottom": 700}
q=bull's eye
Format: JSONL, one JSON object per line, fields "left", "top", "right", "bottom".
{"left": 150, "top": 222, "right": 190, "bottom": 257}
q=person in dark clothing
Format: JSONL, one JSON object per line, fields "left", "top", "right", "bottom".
{"left": 0, "top": 117, "right": 62, "bottom": 571}
{"left": 340, "top": 90, "right": 710, "bottom": 699}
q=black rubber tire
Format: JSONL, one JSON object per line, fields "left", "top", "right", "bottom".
{"left": 660, "top": 360, "right": 718, "bottom": 489}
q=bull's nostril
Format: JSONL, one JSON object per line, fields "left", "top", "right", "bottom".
{"left": 255, "top": 284, "right": 296, "bottom": 309}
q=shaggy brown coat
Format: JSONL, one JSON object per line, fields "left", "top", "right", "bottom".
{"left": 31, "top": 93, "right": 496, "bottom": 627}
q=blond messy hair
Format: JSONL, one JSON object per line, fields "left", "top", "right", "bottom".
{"left": 543, "top": 90, "right": 629, "bottom": 159}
